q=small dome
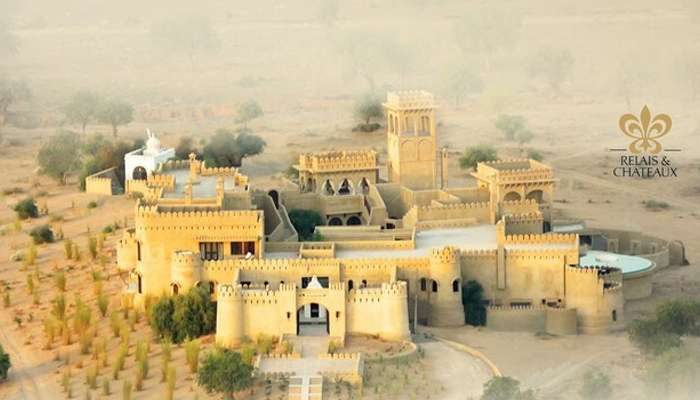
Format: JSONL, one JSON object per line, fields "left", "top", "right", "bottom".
{"left": 144, "top": 129, "right": 161, "bottom": 155}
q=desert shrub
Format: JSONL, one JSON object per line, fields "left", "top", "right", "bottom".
{"left": 63, "top": 238, "right": 73, "bottom": 259}
{"left": 149, "top": 286, "right": 216, "bottom": 343}
{"left": 0, "top": 345, "right": 11, "bottom": 380}
{"left": 627, "top": 299, "right": 700, "bottom": 355}
{"left": 24, "top": 243, "right": 37, "bottom": 267}
{"left": 54, "top": 271, "right": 66, "bottom": 292}
{"left": 101, "top": 225, "right": 114, "bottom": 234}
{"left": 643, "top": 200, "right": 670, "bottom": 210}
{"left": 13, "top": 197, "right": 38, "bottom": 219}
{"left": 29, "top": 224, "right": 54, "bottom": 244}
{"left": 644, "top": 346, "right": 700, "bottom": 399}
{"left": 627, "top": 318, "right": 682, "bottom": 356}
{"left": 2, "top": 292, "right": 9, "bottom": 308}
{"left": 481, "top": 376, "right": 536, "bottom": 400}
{"left": 288, "top": 209, "right": 324, "bottom": 241}
{"left": 197, "top": 349, "right": 253, "bottom": 399}
{"left": 459, "top": 145, "right": 497, "bottom": 170}
{"left": 579, "top": 370, "right": 612, "bottom": 400}
{"left": 87, "top": 235, "right": 97, "bottom": 260}
{"left": 185, "top": 339, "right": 201, "bottom": 374}
{"left": 43, "top": 317, "right": 57, "bottom": 349}
{"left": 494, "top": 114, "right": 528, "bottom": 141}
{"left": 52, "top": 294, "right": 67, "bottom": 321}
{"left": 86, "top": 201, "right": 98, "bottom": 209}
{"left": 73, "top": 299, "right": 92, "bottom": 336}
{"left": 97, "top": 293, "right": 109, "bottom": 317}
{"left": 240, "top": 344, "right": 255, "bottom": 365}
{"left": 166, "top": 365, "right": 176, "bottom": 400}
{"left": 102, "top": 378, "right": 110, "bottom": 396}
{"left": 122, "top": 379, "right": 132, "bottom": 400}
{"left": 462, "top": 280, "right": 487, "bottom": 326}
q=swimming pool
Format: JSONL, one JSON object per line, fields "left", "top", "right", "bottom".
{"left": 579, "top": 250, "right": 654, "bottom": 275}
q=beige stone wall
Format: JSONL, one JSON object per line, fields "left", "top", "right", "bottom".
{"left": 85, "top": 167, "right": 117, "bottom": 195}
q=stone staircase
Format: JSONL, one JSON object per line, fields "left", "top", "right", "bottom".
{"left": 288, "top": 375, "right": 323, "bottom": 400}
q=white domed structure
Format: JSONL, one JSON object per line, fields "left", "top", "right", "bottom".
{"left": 124, "top": 129, "right": 175, "bottom": 181}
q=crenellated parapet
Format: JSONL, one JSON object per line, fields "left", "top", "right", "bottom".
{"left": 505, "top": 233, "right": 578, "bottom": 246}
{"left": 431, "top": 246, "right": 459, "bottom": 264}
{"left": 170, "top": 250, "right": 202, "bottom": 290}
{"left": 117, "top": 229, "right": 138, "bottom": 272}
{"left": 297, "top": 150, "right": 379, "bottom": 173}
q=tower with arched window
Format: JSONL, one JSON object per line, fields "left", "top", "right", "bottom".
{"left": 384, "top": 90, "right": 438, "bottom": 190}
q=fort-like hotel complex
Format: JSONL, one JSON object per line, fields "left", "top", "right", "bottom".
{"left": 113, "top": 91, "right": 686, "bottom": 348}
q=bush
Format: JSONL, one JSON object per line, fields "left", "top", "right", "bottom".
{"left": 643, "top": 200, "right": 670, "bottom": 211}
{"left": 495, "top": 114, "right": 527, "bottom": 141}
{"left": 481, "top": 376, "right": 536, "bottom": 400}
{"left": 185, "top": 339, "right": 201, "bottom": 374}
{"left": 29, "top": 224, "right": 54, "bottom": 244}
{"left": 0, "top": 344, "right": 11, "bottom": 380}
{"left": 627, "top": 318, "right": 681, "bottom": 356}
{"left": 288, "top": 209, "right": 324, "bottom": 241}
{"left": 86, "top": 201, "right": 98, "bottom": 209}
{"left": 197, "top": 349, "right": 253, "bottom": 398}
{"left": 579, "top": 370, "right": 612, "bottom": 400}
{"left": 149, "top": 286, "right": 216, "bottom": 344}
{"left": 14, "top": 198, "right": 38, "bottom": 219}
{"left": 459, "top": 145, "right": 497, "bottom": 170}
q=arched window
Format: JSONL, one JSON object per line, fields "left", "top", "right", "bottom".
{"left": 137, "top": 274, "right": 142, "bottom": 294}
{"left": 209, "top": 281, "right": 216, "bottom": 295}
{"left": 132, "top": 166, "right": 147, "bottom": 180}
{"left": 347, "top": 216, "right": 362, "bottom": 226}
{"left": 361, "top": 279, "right": 368, "bottom": 288}
{"left": 420, "top": 278, "right": 427, "bottom": 291}
{"left": 347, "top": 280, "right": 354, "bottom": 291}
{"left": 452, "top": 279, "right": 460, "bottom": 293}
{"left": 171, "top": 283, "right": 180, "bottom": 295}
{"left": 432, "top": 281, "right": 438, "bottom": 293}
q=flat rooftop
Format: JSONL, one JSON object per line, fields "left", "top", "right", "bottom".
{"left": 161, "top": 168, "right": 241, "bottom": 199}
{"left": 267, "top": 225, "right": 577, "bottom": 260}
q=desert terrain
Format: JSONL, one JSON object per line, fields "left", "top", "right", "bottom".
{"left": 0, "top": 0, "right": 699, "bottom": 399}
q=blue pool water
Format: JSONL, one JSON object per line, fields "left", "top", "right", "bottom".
{"left": 579, "top": 250, "right": 654, "bottom": 275}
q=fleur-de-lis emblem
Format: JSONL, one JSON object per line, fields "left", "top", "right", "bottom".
{"left": 618, "top": 105, "right": 672, "bottom": 154}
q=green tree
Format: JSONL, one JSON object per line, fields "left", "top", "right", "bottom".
{"left": 495, "top": 114, "right": 527, "bottom": 141}
{"left": 150, "top": 296, "right": 177, "bottom": 342}
{"left": 0, "top": 78, "right": 30, "bottom": 131}
{"left": 37, "top": 130, "right": 82, "bottom": 184}
{"left": 459, "top": 145, "right": 497, "bottom": 170}
{"left": 202, "top": 129, "right": 266, "bottom": 167}
{"left": 236, "top": 100, "right": 263, "bottom": 130}
{"left": 444, "top": 64, "right": 484, "bottom": 106}
{"left": 353, "top": 92, "right": 383, "bottom": 132}
{"left": 175, "top": 136, "right": 199, "bottom": 160}
{"left": 150, "top": 286, "right": 216, "bottom": 344}
{"left": 288, "top": 209, "right": 324, "bottom": 241}
{"left": 0, "top": 344, "right": 10, "bottom": 380}
{"left": 13, "top": 197, "right": 38, "bottom": 219}
{"left": 579, "top": 370, "right": 612, "bottom": 400}
{"left": 462, "top": 280, "right": 486, "bottom": 326}
{"left": 63, "top": 91, "right": 101, "bottom": 133}
{"left": 97, "top": 98, "right": 134, "bottom": 137}
{"left": 481, "top": 376, "right": 536, "bottom": 400}
{"left": 654, "top": 299, "right": 700, "bottom": 336}
{"left": 627, "top": 318, "right": 681, "bottom": 356}
{"left": 528, "top": 46, "right": 574, "bottom": 92}
{"left": 197, "top": 349, "right": 253, "bottom": 400}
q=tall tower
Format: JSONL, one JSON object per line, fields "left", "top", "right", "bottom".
{"left": 384, "top": 91, "right": 437, "bottom": 190}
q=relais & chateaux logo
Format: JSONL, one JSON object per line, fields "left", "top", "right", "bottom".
{"left": 610, "top": 105, "right": 679, "bottom": 178}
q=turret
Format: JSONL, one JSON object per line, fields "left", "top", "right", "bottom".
{"left": 170, "top": 251, "right": 202, "bottom": 293}
{"left": 215, "top": 284, "right": 244, "bottom": 348}
{"left": 380, "top": 282, "right": 411, "bottom": 340}
{"left": 427, "top": 246, "right": 465, "bottom": 326}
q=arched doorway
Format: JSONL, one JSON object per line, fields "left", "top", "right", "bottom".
{"left": 359, "top": 178, "right": 370, "bottom": 195}
{"left": 268, "top": 190, "right": 280, "bottom": 209}
{"left": 297, "top": 303, "right": 329, "bottom": 336}
{"left": 132, "top": 166, "right": 147, "bottom": 180}
{"left": 525, "top": 190, "right": 544, "bottom": 203}
{"left": 322, "top": 180, "right": 335, "bottom": 196}
{"left": 171, "top": 283, "right": 180, "bottom": 295}
{"left": 503, "top": 191, "right": 521, "bottom": 201}
{"left": 338, "top": 179, "right": 353, "bottom": 195}
{"left": 346, "top": 216, "right": 362, "bottom": 226}
{"left": 328, "top": 217, "right": 343, "bottom": 226}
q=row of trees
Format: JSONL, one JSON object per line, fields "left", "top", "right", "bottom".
{"left": 62, "top": 91, "right": 134, "bottom": 136}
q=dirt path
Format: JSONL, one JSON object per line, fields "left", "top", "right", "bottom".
{"left": 420, "top": 340, "right": 493, "bottom": 399}
{"left": 0, "top": 323, "right": 43, "bottom": 400}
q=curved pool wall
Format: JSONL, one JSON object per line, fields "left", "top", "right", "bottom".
{"left": 579, "top": 251, "right": 654, "bottom": 274}
{"left": 579, "top": 250, "right": 655, "bottom": 300}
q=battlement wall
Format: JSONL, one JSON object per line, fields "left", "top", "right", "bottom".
{"left": 298, "top": 150, "right": 378, "bottom": 172}
{"left": 403, "top": 201, "right": 490, "bottom": 228}
{"left": 504, "top": 233, "right": 577, "bottom": 246}
{"left": 85, "top": 167, "right": 117, "bottom": 195}
{"left": 500, "top": 199, "right": 540, "bottom": 216}
{"left": 385, "top": 90, "right": 435, "bottom": 110}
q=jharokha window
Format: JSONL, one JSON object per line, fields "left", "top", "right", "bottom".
{"left": 199, "top": 242, "right": 223, "bottom": 261}
{"left": 231, "top": 241, "right": 256, "bottom": 256}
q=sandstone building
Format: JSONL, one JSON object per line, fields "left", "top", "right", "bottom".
{"left": 117, "top": 90, "right": 667, "bottom": 348}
